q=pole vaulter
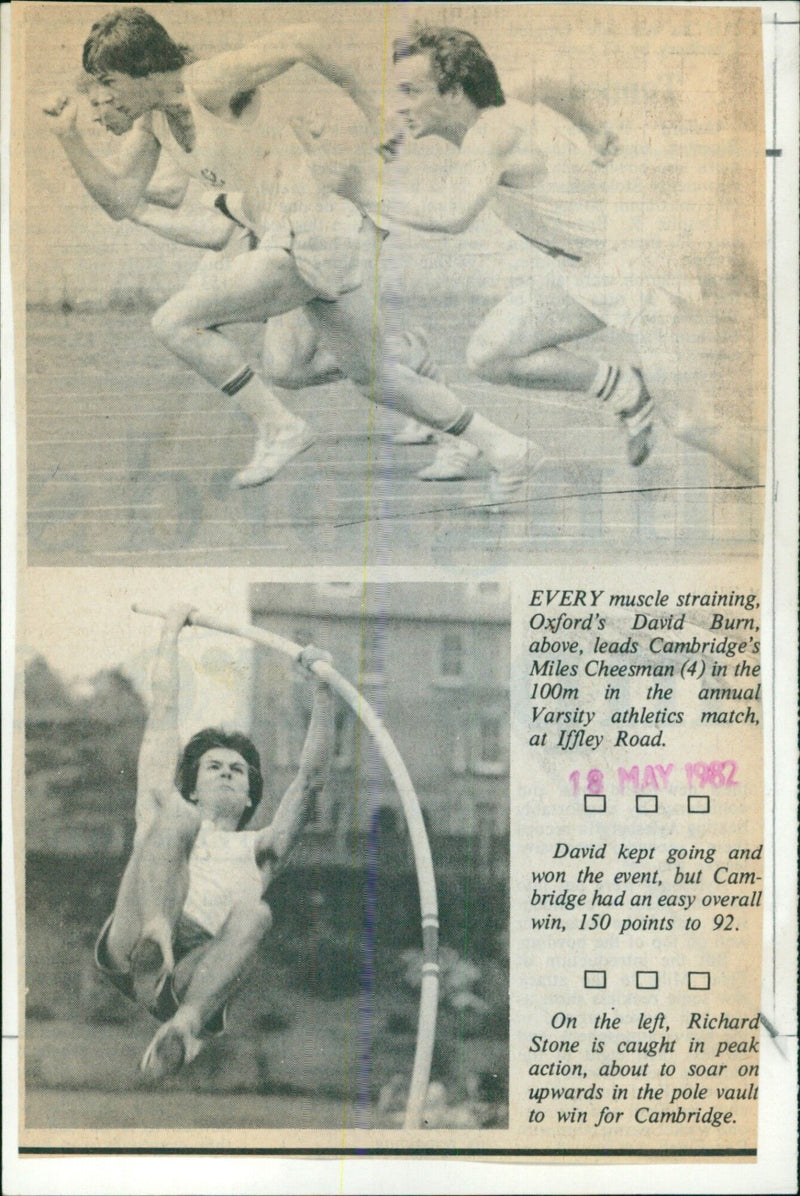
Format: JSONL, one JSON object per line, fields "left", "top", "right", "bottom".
{"left": 132, "top": 605, "right": 440, "bottom": 1130}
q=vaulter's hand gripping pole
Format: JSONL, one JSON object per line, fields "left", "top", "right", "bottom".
{"left": 132, "top": 604, "right": 439, "bottom": 1130}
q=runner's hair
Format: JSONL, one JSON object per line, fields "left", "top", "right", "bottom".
{"left": 82, "top": 8, "right": 255, "bottom": 114}
{"left": 176, "top": 728, "right": 264, "bottom": 828}
{"left": 83, "top": 7, "right": 191, "bottom": 78}
{"left": 392, "top": 24, "right": 505, "bottom": 109}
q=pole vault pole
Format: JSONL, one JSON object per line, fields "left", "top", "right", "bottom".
{"left": 132, "top": 605, "right": 439, "bottom": 1130}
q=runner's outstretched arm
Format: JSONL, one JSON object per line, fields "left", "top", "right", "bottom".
{"left": 380, "top": 115, "right": 510, "bottom": 233}
{"left": 191, "top": 23, "right": 381, "bottom": 129}
{"left": 505, "top": 69, "right": 619, "bottom": 165}
{"left": 44, "top": 94, "right": 160, "bottom": 220}
{"left": 45, "top": 96, "right": 230, "bottom": 247}
{"left": 139, "top": 157, "right": 191, "bottom": 209}
{"left": 252, "top": 649, "right": 334, "bottom": 876}
{"left": 130, "top": 196, "right": 236, "bottom": 250}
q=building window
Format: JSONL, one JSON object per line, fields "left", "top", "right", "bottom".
{"left": 333, "top": 705, "right": 355, "bottom": 769}
{"left": 316, "top": 581, "right": 360, "bottom": 600}
{"left": 359, "top": 621, "right": 385, "bottom": 685}
{"left": 471, "top": 710, "right": 507, "bottom": 776}
{"left": 274, "top": 712, "right": 291, "bottom": 768}
{"left": 474, "top": 801, "right": 496, "bottom": 872}
{"left": 451, "top": 726, "right": 468, "bottom": 775}
{"left": 436, "top": 630, "right": 465, "bottom": 686}
{"left": 468, "top": 580, "right": 507, "bottom": 602}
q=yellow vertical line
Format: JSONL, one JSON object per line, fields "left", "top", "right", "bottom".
{"left": 339, "top": 3, "right": 391, "bottom": 1163}
{"left": 359, "top": 4, "right": 390, "bottom": 572}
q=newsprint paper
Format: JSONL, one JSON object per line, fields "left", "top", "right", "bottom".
{"left": 3, "top": 2, "right": 798, "bottom": 1193}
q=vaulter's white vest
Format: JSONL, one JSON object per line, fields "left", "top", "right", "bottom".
{"left": 182, "top": 821, "right": 263, "bottom": 936}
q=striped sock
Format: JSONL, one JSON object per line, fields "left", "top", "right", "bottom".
{"left": 221, "top": 365, "right": 255, "bottom": 398}
{"left": 220, "top": 365, "right": 298, "bottom": 432}
{"left": 589, "top": 362, "right": 641, "bottom": 416}
{"left": 443, "top": 408, "right": 474, "bottom": 437}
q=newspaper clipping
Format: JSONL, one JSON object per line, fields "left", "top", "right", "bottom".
{"left": 4, "top": 0, "right": 797, "bottom": 1190}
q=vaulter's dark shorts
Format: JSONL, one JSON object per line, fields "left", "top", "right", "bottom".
{"left": 94, "top": 912, "right": 227, "bottom": 1036}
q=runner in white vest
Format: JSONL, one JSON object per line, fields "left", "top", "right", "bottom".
{"left": 380, "top": 23, "right": 756, "bottom": 483}
{"left": 68, "top": 9, "right": 537, "bottom": 503}
{"left": 45, "top": 79, "right": 437, "bottom": 451}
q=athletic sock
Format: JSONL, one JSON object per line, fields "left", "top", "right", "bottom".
{"left": 589, "top": 362, "right": 642, "bottom": 415}
{"left": 457, "top": 411, "right": 527, "bottom": 464}
{"left": 442, "top": 408, "right": 474, "bottom": 437}
{"left": 221, "top": 365, "right": 299, "bottom": 435}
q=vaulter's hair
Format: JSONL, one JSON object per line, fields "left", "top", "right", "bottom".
{"left": 83, "top": 7, "right": 190, "bottom": 78}
{"left": 176, "top": 728, "right": 264, "bottom": 829}
{"left": 392, "top": 24, "right": 505, "bottom": 110}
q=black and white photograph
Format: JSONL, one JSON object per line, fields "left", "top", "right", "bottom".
{"left": 22, "top": 2, "right": 766, "bottom": 566}
{"left": 22, "top": 575, "right": 510, "bottom": 1139}
{"left": 5, "top": 0, "right": 798, "bottom": 1190}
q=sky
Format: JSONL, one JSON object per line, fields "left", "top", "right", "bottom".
{"left": 19, "top": 569, "right": 254, "bottom": 733}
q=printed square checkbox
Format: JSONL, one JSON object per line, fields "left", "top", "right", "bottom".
{"left": 636, "top": 971, "right": 659, "bottom": 989}
{"left": 635, "top": 793, "right": 658, "bottom": 813}
{"left": 688, "top": 972, "right": 711, "bottom": 990}
{"left": 584, "top": 793, "right": 606, "bottom": 812}
{"left": 584, "top": 970, "right": 606, "bottom": 989}
{"left": 687, "top": 794, "right": 711, "bottom": 813}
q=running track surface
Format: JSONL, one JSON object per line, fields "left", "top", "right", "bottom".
{"left": 26, "top": 311, "right": 763, "bottom": 568}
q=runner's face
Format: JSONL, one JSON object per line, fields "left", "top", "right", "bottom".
{"left": 87, "top": 82, "right": 134, "bottom": 135}
{"left": 93, "top": 71, "right": 151, "bottom": 121}
{"left": 395, "top": 53, "right": 450, "bottom": 138}
{"left": 192, "top": 749, "right": 251, "bottom": 823}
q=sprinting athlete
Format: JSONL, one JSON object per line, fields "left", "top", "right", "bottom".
{"left": 69, "top": 8, "right": 535, "bottom": 503}
{"left": 46, "top": 82, "right": 435, "bottom": 458}
{"left": 380, "top": 24, "right": 757, "bottom": 483}
{"left": 94, "top": 605, "right": 334, "bottom": 1081}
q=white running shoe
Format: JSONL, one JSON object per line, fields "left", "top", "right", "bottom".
{"left": 393, "top": 419, "right": 435, "bottom": 445}
{"left": 232, "top": 422, "right": 314, "bottom": 489}
{"left": 417, "top": 438, "right": 480, "bottom": 480}
{"left": 619, "top": 370, "right": 655, "bottom": 467}
{"left": 139, "top": 1017, "right": 203, "bottom": 1084}
{"left": 487, "top": 442, "right": 544, "bottom": 509}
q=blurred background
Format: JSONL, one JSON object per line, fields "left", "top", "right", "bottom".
{"left": 24, "top": 578, "right": 511, "bottom": 1129}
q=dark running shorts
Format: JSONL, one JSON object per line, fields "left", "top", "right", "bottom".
{"left": 94, "top": 912, "right": 227, "bottom": 1037}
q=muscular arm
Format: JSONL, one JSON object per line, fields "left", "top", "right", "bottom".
{"left": 253, "top": 654, "right": 334, "bottom": 880}
{"left": 380, "top": 115, "right": 512, "bottom": 234}
{"left": 130, "top": 195, "right": 236, "bottom": 250}
{"left": 45, "top": 95, "right": 233, "bottom": 247}
{"left": 143, "top": 156, "right": 191, "bottom": 209}
{"left": 505, "top": 68, "right": 619, "bottom": 164}
{"left": 44, "top": 96, "right": 161, "bottom": 220}
{"left": 135, "top": 606, "right": 194, "bottom": 833}
{"left": 191, "top": 23, "right": 381, "bottom": 129}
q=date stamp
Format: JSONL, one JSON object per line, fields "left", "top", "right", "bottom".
{"left": 568, "top": 762, "right": 739, "bottom": 796}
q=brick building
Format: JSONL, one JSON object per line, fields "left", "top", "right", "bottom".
{"left": 249, "top": 582, "right": 510, "bottom": 882}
